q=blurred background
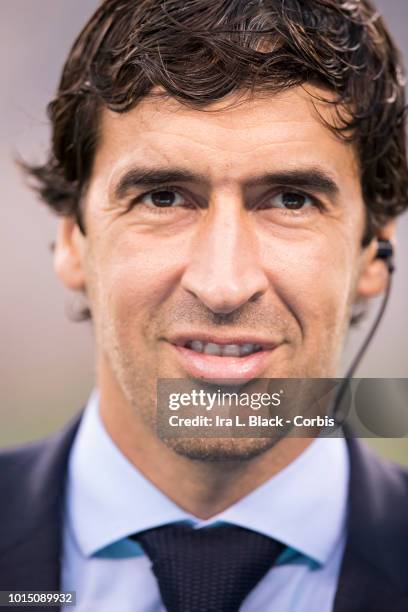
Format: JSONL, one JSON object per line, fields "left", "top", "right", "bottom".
{"left": 1, "top": 1, "right": 407, "bottom": 461}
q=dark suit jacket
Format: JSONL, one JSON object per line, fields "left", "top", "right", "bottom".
{"left": 0, "top": 413, "right": 408, "bottom": 611}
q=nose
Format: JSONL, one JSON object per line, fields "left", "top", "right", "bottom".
{"left": 180, "top": 197, "right": 269, "bottom": 314}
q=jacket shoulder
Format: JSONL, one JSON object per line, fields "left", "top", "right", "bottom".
{"left": 349, "top": 438, "right": 408, "bottom": 506}
{"left": 345, "top": 438, "right": 408, "bottom": 594}
{"left": 0, "top": 414, "right": 82, "bottom": 491}
{"left": 0, "top": 413, "right": 82, "bottom": 553}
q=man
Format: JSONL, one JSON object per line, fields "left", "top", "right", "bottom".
{"left": 1, "top": 0, "right": 408, "bottom": 610}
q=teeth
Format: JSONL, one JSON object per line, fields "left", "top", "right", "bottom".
{"left": 203, "top": 342, "right": 222, "bottom": 356}
{"left": 187, "top": 341, "right": 263, "bottom": 357}
{"left": 190, "top": 340, "right": 204, "bottom": 353}
{"left": 223, "top": 344, "right": 241, "bottom": 357}
{"left": 240, "top": 343, "right": 257, "bottom": 356}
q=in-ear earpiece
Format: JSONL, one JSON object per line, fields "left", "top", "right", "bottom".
{"left": 376, "top": 239, "right": 395, "bottom": 274}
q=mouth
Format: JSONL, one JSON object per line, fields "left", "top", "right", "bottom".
{"left": 167, "top": 334, "right": 279, "bottom": 382}
{"left": 184, "top": 340, "right": 264, "bottom": 358}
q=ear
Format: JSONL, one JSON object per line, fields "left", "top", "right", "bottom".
{"left": 53, "top": 217, "right": 86, "bottom": 290}
{"left": 356, "top": 220, "right": 396, "bottom": 299}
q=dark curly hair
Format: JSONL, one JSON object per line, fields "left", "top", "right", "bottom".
{"left": 24, "top": 0, "right": 408, "bottom": 246}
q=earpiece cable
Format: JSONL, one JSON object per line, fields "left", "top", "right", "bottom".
{"left": 333, "top": 253, "right": 394, "bottom": 422}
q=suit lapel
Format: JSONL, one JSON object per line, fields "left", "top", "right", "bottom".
{"left": 0, "top": 413, "right": 82, "bottom": 596}
{"left": 333, "top": 437, "right": 408, "bottom": 611}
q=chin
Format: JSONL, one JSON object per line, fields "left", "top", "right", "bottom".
{"left": 161, "top": 436, "right": 281, "bottom": 462}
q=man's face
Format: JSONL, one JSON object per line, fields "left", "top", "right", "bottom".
{"left": 62, "top": 87, "right": 370, "bottom": 458}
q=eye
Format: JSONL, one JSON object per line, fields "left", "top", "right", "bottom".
{"left": 263, "top": 191, "right": 315, "bottom": 210}
{"left": 140, "top": 189, "right": 186, "bottom": 208}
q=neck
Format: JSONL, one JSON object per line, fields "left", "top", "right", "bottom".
{"left": 98, "top": 367, "right": 314, "bottom": 519}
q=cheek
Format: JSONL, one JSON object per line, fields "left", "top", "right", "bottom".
{"left": 263, "top": 233, "right": 354, "bottom": 337}
{"left": 90, "top": 235, "right": 184, "bottom": 336}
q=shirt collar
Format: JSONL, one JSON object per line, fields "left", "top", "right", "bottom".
{"left": 66, "top": 389, "right": 349, "bottom": 566}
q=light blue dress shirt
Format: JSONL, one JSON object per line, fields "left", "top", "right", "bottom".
{"left": 61, "top": 390, "right": 349, "bottom": 611}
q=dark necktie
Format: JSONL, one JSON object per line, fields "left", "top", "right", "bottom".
{"left": 132, "top": 522, "right": 284, "bottom": 612}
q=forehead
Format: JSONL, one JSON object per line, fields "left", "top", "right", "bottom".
{"left": 93, "top": 86, "right": 359, "bottom": 187}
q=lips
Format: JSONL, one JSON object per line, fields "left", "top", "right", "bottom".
{"left": 167, "top": 334, "right": 279, "bottom": 382}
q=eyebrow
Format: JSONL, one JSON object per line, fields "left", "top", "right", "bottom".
{"left": 246, "top": 169, "right": 339, "bottom": 196}
{"left": 114, "top": 166, "right": 340, "bottom": 200}
{"left": 115, "top": 169, "right": 205, "bottom": 200}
